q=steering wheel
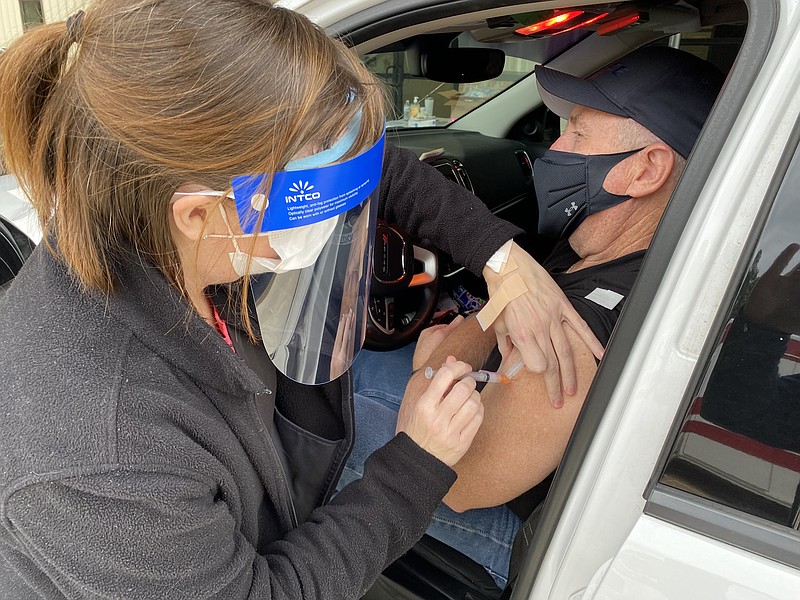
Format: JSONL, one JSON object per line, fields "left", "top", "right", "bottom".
{"left": 365, "top": 221, "right": 440, "bottom": 350}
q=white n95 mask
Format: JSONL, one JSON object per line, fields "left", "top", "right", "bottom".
{"left": 170, "top": 196, "right": 338, "bottom": 277}
{"left": 219, "top": 206, "right": 338, "bottom": 276}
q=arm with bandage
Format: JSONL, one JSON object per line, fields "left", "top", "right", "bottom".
{"left": 379, "top": 144, "right": 604, "bottom": 408}
{"left": 400, "top": 306, "right": 598, "bottom": 512}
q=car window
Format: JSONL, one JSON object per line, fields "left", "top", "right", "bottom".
{"left": 659, "top": 132, "right": 800, "bottom": 532}
{"left": 19, "top": 0, "right": 45, "bottom": 30}
{"left": 365, "top": 29, "right": 590, "bottom": 128}
{"left": 674, "top": 23, "right": 746, "bottom": 73}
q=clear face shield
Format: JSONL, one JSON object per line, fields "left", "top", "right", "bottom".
{"left": 232, "top": 127, "right": 385, "bottom": 385}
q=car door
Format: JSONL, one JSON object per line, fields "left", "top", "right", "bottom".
{"left": 0, "top": 216, "right": 34, "bottom": 299}
{"left": 511, "top": 2, "right": 800, "bottom": 598}
{"left": 580, "top": 113, "right": 800, "bottom": 600}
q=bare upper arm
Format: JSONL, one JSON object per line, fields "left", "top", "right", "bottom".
{"left": 443, "top": 324, "right": 598, "bottom": 512}
{"left": 424, "top": 315, "right": 497, "bottom": 373}
{"left": 401, "top": 316, "right": 497, "bottom": 432}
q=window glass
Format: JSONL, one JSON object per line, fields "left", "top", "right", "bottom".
{"left": 677, "top": 23, "right": 746, "bottom": 74}
{"left": 364, "top": 29, "right": 589, "bottom": 128}
{"left": 18, "top": 0, "right": 44, "bottom": 30}
{"left": 660, "top": 136, "right": 800, "bottom": 531}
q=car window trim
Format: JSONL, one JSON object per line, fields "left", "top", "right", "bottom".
{"left": 647, "top": 485, "right": 800, "bottom": 569}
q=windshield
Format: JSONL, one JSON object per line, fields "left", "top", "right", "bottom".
{"left": 364, "top": 28, "right": 591, "bottom": 128}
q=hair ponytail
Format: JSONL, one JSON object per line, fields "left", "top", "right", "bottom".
{"left": 0, "top": 21, "right": 72, "bottom": 202}
{"left": 0, "top": 21, "right": 118, "bottom": 290}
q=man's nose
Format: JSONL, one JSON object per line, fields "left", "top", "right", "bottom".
{"left": 550, "top": 134, "right": 569, "bottom": 152}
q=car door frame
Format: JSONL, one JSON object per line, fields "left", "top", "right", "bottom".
{"left": 514, "top": 1, "right": 800, "bottom": 598}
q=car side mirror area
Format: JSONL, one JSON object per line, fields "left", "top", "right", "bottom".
{"left": 421, "top": 48, "right": 505, "bottom": 83}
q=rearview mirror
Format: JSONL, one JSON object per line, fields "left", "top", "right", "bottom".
{"left": 421, "top": 48, "right": 505, "bottom": 83}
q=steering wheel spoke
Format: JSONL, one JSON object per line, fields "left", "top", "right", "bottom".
{"left": 366, "top": 221, "right": 441, "bottom": 350}
{"left": 408, "top": 246, "right": 437, "bottom": 287}
{"left": 368, "top": 295, "right": 396, "bottom": 335}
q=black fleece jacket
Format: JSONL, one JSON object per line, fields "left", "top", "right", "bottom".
{"left": 0, "top": 144, "right": 520, "bottom": 599}
{"left": 381, "top": 143, "right": 523, "bottom": 274}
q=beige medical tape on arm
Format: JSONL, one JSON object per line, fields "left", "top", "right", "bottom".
{"left": 502, "top": 254, "right": 518, "bottom": 274}
{"left": 476, "top": 271, "right": 527, "bottom": 331}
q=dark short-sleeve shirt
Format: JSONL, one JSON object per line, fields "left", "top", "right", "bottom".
{"left": 488, "top": 239, "right": 646, "bottom": 520}
{"left": 544, "top": 239, "right": 645, "bottom": 348}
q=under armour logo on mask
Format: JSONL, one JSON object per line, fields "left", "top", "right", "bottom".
{"left": 565, "top": 202, "right": 579, "bottom": 216}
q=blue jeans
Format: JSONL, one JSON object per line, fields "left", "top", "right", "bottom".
{"left": 337, "top": 345, "right": 520, "bottom": 589}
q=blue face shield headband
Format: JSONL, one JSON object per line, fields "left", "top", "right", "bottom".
{"left": 239, "top": 118, "right": 386, "bottom": 386}
{"left": 231, "top": 115, "right": 384, "bottom": 234}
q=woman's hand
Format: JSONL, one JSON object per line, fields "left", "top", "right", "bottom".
{"left": 412, "top": 315, "right": 465, "bottom": 371}
{"left": 396, "top": 356, "right": 484, "bottom": 467}
{"left": 483, "top": 241, "right": 605, "bottom": 408}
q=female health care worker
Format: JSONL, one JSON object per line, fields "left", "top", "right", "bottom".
{"left": 0, "top": 1, "right": 599, "bottom": 598}
{"left": 0, "top": 2, "right": 484, "bottom": 597}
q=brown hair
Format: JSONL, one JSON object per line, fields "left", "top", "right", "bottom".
{"left": 0, "top": 0, "right": 385, "bottom": 331}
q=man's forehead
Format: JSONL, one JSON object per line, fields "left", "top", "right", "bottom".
{"left": 567, "top": 109, "right": 586, "bottom": 126}
{"left": 569, "top": 105, "right": 626, "bottom": 127}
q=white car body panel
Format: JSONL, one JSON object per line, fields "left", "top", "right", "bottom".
{"left": 277, "top": 0, "right": 384, "bottom": 28}
{"left": 586, "top": 516, "right": 800, "bottom": 600}
{"left": 0, "top": 174, "right": 40, "bottom": 243}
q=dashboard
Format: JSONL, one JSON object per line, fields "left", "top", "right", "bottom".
{"left": 388, "top": 128, "right": 540, "bottom": 238}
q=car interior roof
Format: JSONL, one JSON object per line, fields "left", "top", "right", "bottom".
{"left": 353, "top": 0, "right": 747, "bottom": 52}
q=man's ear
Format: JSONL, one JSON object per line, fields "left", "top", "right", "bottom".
{"left": 625, "top": 143, "right": 675, "bottom": 198}
{"left": 171, "top": 193, "right": 214, "bottom": 241}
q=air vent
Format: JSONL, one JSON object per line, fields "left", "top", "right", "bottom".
{"left": 515, "top": 150, "right": 533, "bottom": 181}
{"left": 432, "top": 159, "right": 474, "bottom": 194}
{"left": 433, "top": 162, "right": 458, "bottom": 185}
{"left": 451, "top": 160, "right": 474, "bottom": 193}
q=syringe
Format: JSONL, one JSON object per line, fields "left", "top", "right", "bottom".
{"left": 424, "top": 360, "right": 524, "bottom": 385}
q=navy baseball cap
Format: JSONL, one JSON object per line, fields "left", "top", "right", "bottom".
{"left": 535, "top": 46, "right": 726, "bottom": 158}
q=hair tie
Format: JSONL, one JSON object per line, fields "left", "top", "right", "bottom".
{"left": 66, "top": 10, "right": 85, "bottom": 45}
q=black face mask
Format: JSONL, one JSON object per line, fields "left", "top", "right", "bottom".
{"left": 533, "top": 147, "right": 642, "bottom": 239}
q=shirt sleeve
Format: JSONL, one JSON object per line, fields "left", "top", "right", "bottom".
{"left": 379, "top": 143, "right": 523, "bottom": 275}
{"left": 3, "top": 434, "right": 455, "bottom": 600}
{"left": 545, "top": 243, "right": 645, "bottom": 349}
{"left": 564, "top": 292, "right": 623, "bottom": 349}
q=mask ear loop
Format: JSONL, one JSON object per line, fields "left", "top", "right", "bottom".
{"left": 171, "top": 191, "right": 258, "bottom": 243}
{"left": 216, "top": 206, "right": 245, "bottom": 256}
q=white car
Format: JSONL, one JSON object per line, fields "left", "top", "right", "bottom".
{"left": 2, "top": 0, "right": 798, "bottom": 598}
